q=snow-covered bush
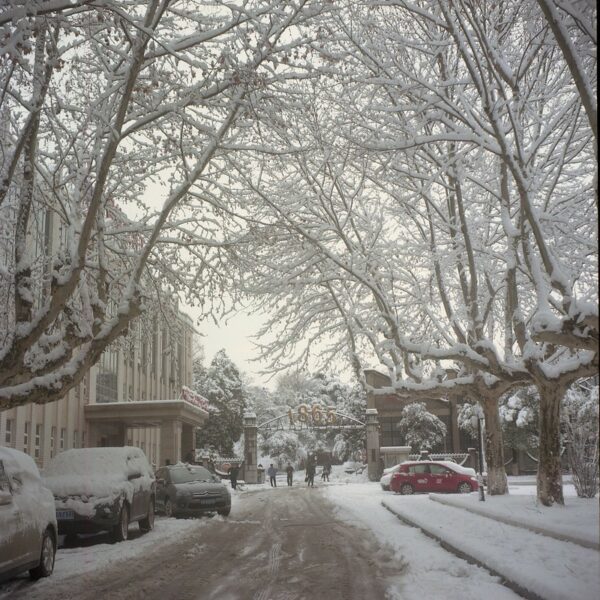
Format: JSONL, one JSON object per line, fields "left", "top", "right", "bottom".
{"left": 562, "top": 382, "right": 599, "bottom": 498}
{"left": 260, "top": 430, "right": 300, "bottom": 466}
{"left": 457, "top": 403, "right": 480, "bottom": 440}
{"left": 499, "top": 388, "right": 539, "bottom": 453}
{"left": 396, "top": 403, "right": 446, "bottom": 452}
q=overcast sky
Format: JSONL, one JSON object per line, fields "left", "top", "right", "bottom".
{"left": 186, "top": 304, "right": 276, "bottom": 388}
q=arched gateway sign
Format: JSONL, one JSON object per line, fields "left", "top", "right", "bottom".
{"left": 243, "top": 406, "right": 381, "bottom": 483}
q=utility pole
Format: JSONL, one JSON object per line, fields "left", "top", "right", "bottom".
{"left": 471, "top": 407, "right": 485, "bottom": 501}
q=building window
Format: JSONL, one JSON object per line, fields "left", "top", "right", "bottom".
{"left": 23, "top": 421, "right": 30, "bottom": 452}
{"left": 82, "top": 431, "right": 86, "bottom": 448}
{"left": 4, "top": 419, "right": 12, "bottom": 445}
{"left": 73, "top": 430, "right": 79, "bottom": 448}
{"left": 379, "top": 416, "right": 405, "bottom": 447}
{"left": 60, "top": 428, "right": 65, "bottom": 450}
{"left": 97, "top": 350, "right": 118, "bottom": 403}
{"left": 50, "top": 426, "right": 56, "bottom": 458}
{"left": 140, "top": 442, "right": 145, "bottom": 453}
{"left": 35, "top": 424, "right": 42, "bottom": 458}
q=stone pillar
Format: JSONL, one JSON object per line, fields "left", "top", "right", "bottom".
{"left": 181, "top": 424, "right": 195, "bottom": 461}
{"left": 366, "top": 408, "right": 381, "bottom": 481}
{"left": 160, "top": 420, "right": 182, "bottom": 466}
{"left": 243, "top": 412, "right": 258, "bottom": 484}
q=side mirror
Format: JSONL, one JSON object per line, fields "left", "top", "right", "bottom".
{"left": 128, "top": 472, "right": 142, "bottom": 481}
{"left": 0, "top": 490, "right": 13, "bottom": 506}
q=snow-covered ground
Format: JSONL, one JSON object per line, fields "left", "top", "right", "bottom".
{"left": 429, "top": 490, "right": 599, "bottom": 548}
{"left": 324, "top": 480, "right": 600, "bottom": 600}
{"left": 323, "top": 483, "right": 519, "bottom": 600}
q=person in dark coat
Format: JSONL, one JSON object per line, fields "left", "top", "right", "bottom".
{"left": 267, "top": 464, "right": 277, "bottom": 487}
{"left": 228, "top": 463, "right": 240, "bottom": 490}
{"left": 306, "top": 462, "right": 316, "bottom": 487}
{"left": 285, "top": 462, "right": 294, "bottom": 486}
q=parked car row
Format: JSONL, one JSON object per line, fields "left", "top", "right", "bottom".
{"left": 0, "top": 446, "right": 231, "bottom": 584}
{"left": 381, "top": 460, "right": 479, "bottom": 495}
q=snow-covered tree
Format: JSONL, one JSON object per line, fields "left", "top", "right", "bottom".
{"left": 499, "top": 389, "right": 540, "bottom": 454}
{"left": 562, "top": 381, "right": 599, "bottom": 498}
{"left": 222, "top": 0, "right": 597, "bottom": 504}
{"left": 195, "top": 350, "right": 245, "bottom": 456}
{"left": 260, "top": 429, "right": 300, "bottom": 466}
{"left": 457, "top": 403, "right": 480, "bottom": 442}
{"left": 396, "top": 403, "right": 447, "bottom": 453}
{"left": 0, "top": 0, "right": 328, "bottom": 409}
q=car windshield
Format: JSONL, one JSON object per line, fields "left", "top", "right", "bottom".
{"left": 170, "top": 467, "right": 213, "bottom": 484}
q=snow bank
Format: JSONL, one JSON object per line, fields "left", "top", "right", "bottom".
{"left": 382, "top": 494, "right": 600, "bottom": 600}
{"left": 429, "top": 492, "right": 599, "bottom": 549}
{"left": 324, "top": 483, "right": 519, "bottom": 600}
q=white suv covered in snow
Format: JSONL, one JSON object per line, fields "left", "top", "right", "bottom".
{"left": 44, "top": 447, "right": 155, "bottom": 542}
{"left": 0, "top": 447, "right": 57, "bottom": 582}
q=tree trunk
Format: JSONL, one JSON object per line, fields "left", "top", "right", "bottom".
{"left": 536, "top": 383, "right": 565, "bottom": 506}
{"left": 482, "top": 397, "right": 508, "bottom": 495}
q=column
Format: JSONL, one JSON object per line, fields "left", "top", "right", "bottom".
{"left": 160, "top": 419, "right": 182, "bottom": 466}
{"left": 243, "top": 412, "right": 258, "bottom": 484}
{"left": 181, "top": 423, "right": 195, "bottom": 460}
{"left": 366, "top": 408, "right": 381, "bottom": 482}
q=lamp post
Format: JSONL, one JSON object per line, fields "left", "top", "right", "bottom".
{"left": 471, "top": 406, "right": 485, "bottom": 502}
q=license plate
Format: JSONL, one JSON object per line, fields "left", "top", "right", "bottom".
{"left": 199, "top": 499, "right": 215, "bottom": 505}
{"left": 56, "top": 509, "right": 75, "bottom": 520}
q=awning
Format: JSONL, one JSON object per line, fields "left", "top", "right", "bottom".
{"left": 84, "top": 400, "right": 208, "bottom": 428}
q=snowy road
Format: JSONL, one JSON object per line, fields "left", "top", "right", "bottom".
{"left": 2, "top": 486, "right": 398, "bottom": 600}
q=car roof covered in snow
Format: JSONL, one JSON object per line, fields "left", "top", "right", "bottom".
{"left": 0, "top": 446, "right": 42, "bottom": 487}
{"left": 43, "top": 446, "right": 152, "bottom": 478}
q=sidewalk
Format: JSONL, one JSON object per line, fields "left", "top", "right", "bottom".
{"left": 429, "top": 492, "right": 599, "bottom": 550}
{"left": 382, "top": 494, "right": 600, "bottom": 600}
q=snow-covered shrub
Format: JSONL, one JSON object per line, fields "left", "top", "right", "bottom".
{"left": 457, "top": 403, "right": 480, "bottom": 440}
{"left": 397, "top": 403, "right": 446, "bottom": 452}
{"left": 260, "top": 430, "right": 300, "bottom": 466}
{"left": 562, "top": 382, "right": 599, "bottom": 498}
{"left": 499, "top": 387, "right": 539, "bottom": 453}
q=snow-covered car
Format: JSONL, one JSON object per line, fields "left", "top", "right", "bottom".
{"left": 380, "top": 464, "right": 403, "bottom": 491}
{"left": 155, "top": 464, "right": 231, "bottom": 518}
{"left": 390, "top": 461, "right": 479, "bottom": 495}
{"left": 342, "top": 461, "right": 367, "bottom": 474}
{"left": 43, "top": 447, "right": 155, "bottom": 542}
{"left": 0, "top": 447, "right": 57, "bottom": 582}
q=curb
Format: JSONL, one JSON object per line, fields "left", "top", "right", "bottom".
{"left": 428, "top": 494, "right": 600, "bottom": 551}
{"left": 381, "top": 500, "right": 543, "bottom": 600}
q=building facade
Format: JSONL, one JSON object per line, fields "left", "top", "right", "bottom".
{"left": 0, "top": 305, "right": 205, "bottom": 469}
{"left": 365, "top": 369, "right": 475, "bottom": 454}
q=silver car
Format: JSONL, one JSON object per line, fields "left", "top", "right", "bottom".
{"left": 0, "top": 447, "right": 57, "bottom": 581}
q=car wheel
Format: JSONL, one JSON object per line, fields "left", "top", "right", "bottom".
{"left": 139, "top": 498, "right": 155, "bottom": 532}
{"left": 30, "top": 528, "right": 56, "bottom": 580}
{"left": 111, "top": 504, "right": 129, "bottom": 542}
{"left": 400, "top": 483, "right": 414, "bottom": 495}
{"left": 164, "top": 498, "right": 174, "bottom": 518}
{"left": 457, "top": 482, "right": 472, "bottom": 494}
{"left": 217, "top": 506, "right": 231, "bottom": 517}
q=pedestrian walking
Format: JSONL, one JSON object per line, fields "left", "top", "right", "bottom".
{"left": 228, "top": 463, "right": 240, "bottom": 490}
{"left": 321, "top": 463, "right": 331, "bottom": 482}
{"left": 306, "top": 462, "right": 315, "bottom": 487}
{"left": 267, "top": 463, "right": 277, "bottom": 487}
{"left": 285, "top": 462, "right": 294, "bottom": 486}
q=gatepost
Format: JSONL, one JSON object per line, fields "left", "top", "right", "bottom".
{"left": 366, "top": 408, "right": 381, "bottom": 481}
{"left": 243, "top": 412, "right": 258, "bottom": 484}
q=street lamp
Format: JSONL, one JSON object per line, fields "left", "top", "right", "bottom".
{"left": 470, "top": 405, "right": 486, "bottom": 502}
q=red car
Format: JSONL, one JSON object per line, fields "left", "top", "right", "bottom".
{"left": 390, "top": 461, "right": 479, "bottom": 495}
